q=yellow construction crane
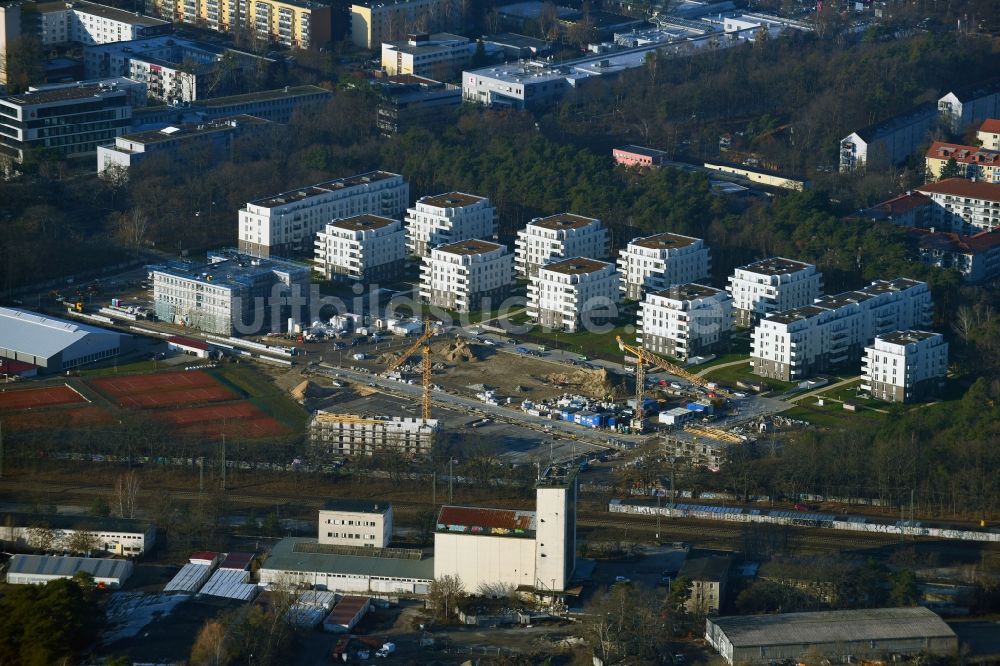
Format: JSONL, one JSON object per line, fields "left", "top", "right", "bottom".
{"left": 615, "top": 336, "right": 735, "bottom": 401}
{"left": 380, "top": 320, "right": 435, "bottom": 420}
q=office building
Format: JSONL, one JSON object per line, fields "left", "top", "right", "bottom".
{"left": 915, "top": 178, "right": 1000, "bottom": 234}
{"left": 727, "top": 257, "right": 821, "bottom": 328}
{"left": 405, "top": 192, "right": 497, "bottom": 257}
{"left": 318, "top": 500, "right": 393, "bottom": 548}
{"left": 751, "top": 278, "right": 933, "bottom": 382}
{"left": 150, "top": 250, "right": 311, "bottom": 335}
{"left": 0, "top": 306, "right": 130, "bottom": 373}
{"left": 434, "top": 465, "right": 577, "bottom": 597}
{"left": 617, "top": 232, "right": 710, "bottom": 300}
{"left": 907, "top": 227, "right": 1000, "bottom": 284}
{"left": 862, "top": 330, "right": 948, "bottom": 403}
{"left": 85, "top": 36, "right": 273, "bottom": 103}
{"left": 924, "top": 141, "right": 1000, "bottom": 183}
{"left": 977, "top": 118, "right": 1000, "bottom": 150}
{"left": 706, "top": 608, "right": 957, "bottom": 666}
{"left": 839, "top": 103, "right": 936, "bottom": 173}
{"left": 381, "top": 32, "right": 472, "bottom": 79}
{"left": 0, "top": 512, "right": 156, "bottom": 556}
{"left": 308, "top": 411, "right": 439, "bottom": 457}
{"left": 314, "top": 214, "right": 406, "bottom": 282}
{"left": 613, "top": 144, "right": 668, "bottom": 168}
{"left": 527, "top": 257, "right": 619, "bottom": 332}
{"left": 36, "top": 0, "right": 170, "bottom": 47}
{"left": 97, "top": 115, "right": 267, "bottom": 176}
{"left": 482, "top": 32, "right": 552, "bottom": 60}
{"left": 375, "top": 74, "right": 461, "bottom": 136}
{"left": 637, "top": 283, "right": 732, "bottom": 361}
{"left": 0, "top": 84, "right": 131, "bottom": 164}
{"left": 679, "top": 556, "right": 731, "bottom": 616}
{"left": 419, "top": 239, "right": 513, "bottom": 313}
{"left": 239, "top": 171, "right": 408, "bottom": 258}
{"left": 514, "top": 213, "right": 609, "bottom": 278}
{"left": 938, "top": 80, "right": 1000, "bottom": 134}
{"left": 350, "top": 0, "right": 457, "bottom": 50}
{"left": 162, "top": 0, "right": 331, "bottom": 49}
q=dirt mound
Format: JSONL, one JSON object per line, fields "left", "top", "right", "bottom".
{"left": 545, "top": 367, "right": 613, "bottom": 398}
{"left": 291, "top": 379, "right": 339, "bottom": 404}
{"left": 432, "top": 338, "right": 477, "bottom": 364}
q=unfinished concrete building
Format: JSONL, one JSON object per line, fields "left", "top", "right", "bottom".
{"left": 308, "top": 411, "right": 438, "bottom": 458}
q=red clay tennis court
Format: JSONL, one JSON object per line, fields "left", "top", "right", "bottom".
{"left": 0, "top": 385, "right": 86, "bottom": 411}
{"left": 87, "top": 370, "right": 238, "bottom": 409}
{"left": 4, "top": 406, "right": 114, "bottom": 431}
{"left": 156, "top": 402, "right": 291, "bottom": 439}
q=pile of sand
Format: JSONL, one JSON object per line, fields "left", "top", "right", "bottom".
{"left": 290, "top": 379, "right": 338, "bottom": 403}
{"left": 545, "top": 367, "right": 613, "bottom": 398}
{"left": 434, "top": 339, "right": 477, "bottom": 364}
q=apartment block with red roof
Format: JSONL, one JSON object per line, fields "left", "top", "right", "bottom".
{"left": 978, "top": 118, "right": 1000, "bottom": 151}
{"left": 915, "top": 178, "right": 1000, "bottom": 233}
{"left": 925, "top": 141, "right": 1000, "bottom": 183}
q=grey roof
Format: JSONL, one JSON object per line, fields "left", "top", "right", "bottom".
{"left": 0, "top": 307, "right": 128, "bottom": 360}
{"left": 679, "top": 555, "right": 731, "bottom": 582}
{"left": 710, "top": 607, "right": 955, "bottom": 647}
{"left": 7, "top": 554, "right": 133, "bottom": 580}
{"left": 262, "top": 538, "right": 434, "bottom": 580}
{"left": 321, "top": 499, "right": 391, "bottom": 514}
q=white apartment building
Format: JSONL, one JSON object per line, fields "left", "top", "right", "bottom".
{"left": 862, "top": 330, "right": 947, "bottom": 404}
{"left": 419, "top": 239, "right": 513, "bottom": 313}
{"left": 308, "top": 412, "right": 439, "bottom": 457}
{"left": 637, "top": 283, "right": 733, "bottom": 361}
{"left": 915, "top": 178, "right": 1000, "bottom": 234}
{"left": 527, "top": 257, "right": 620, "bottom": 332}
{"left": 751, "top": 278, "right": 933, "bottom": 382}
{"left": 151, "top": 251, "right": 310, "bottom": 335}
{"left": 434, "top": 466, "right": 577, "bottom": 596}
{"left": 38, "top": 1, "right": 170, "bottom": 47}
{"left": 617, "top": 232, "right": 710, "bottom": 300}
{"left": 515, "top": 213, "right": 610, "bottom": 278}
{"left": 938, "top": 81, "right": 1000, "bottom": 134}
{"left": 727, "top": 257, "right": 822, "bottom": 327}
{"left": 318, "top": 500, "right": 393, "bottom": 548}
{"left": 238, "top": 171, "right": 409, "bottom": 258}
{"left": 978, "top": 119, "right": 1000, "bottom": 151}
{"left": 314, "top": 214, "right": 406, "bottom": 282}
{"left": 381, "top": 32, "right": 472, "bottom": 78}
{"left": 350, "top": 0, "right": 457, "bottom": 49}
{"left": 405, "top": 192, "right": 497, "bottom": 257}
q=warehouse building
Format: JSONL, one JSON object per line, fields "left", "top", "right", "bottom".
{"left": 6, "top": 554, "right": 134, "bottom": 588}
{"left": 0, "top": 307, "right": 130, "bottom": 373}
{"left": 0, "top": 512, "right": 156, "bottom": 556}
{"left": 706, "top": 607, "right": 957, "bottom": 665}
{"left": 258, "top": 537, "right": 434, "bottom": 594}
{"left": 434, "top": 465, "right": 577, "bottom": 598}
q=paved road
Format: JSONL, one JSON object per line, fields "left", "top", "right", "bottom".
{"left": 787, "top": 375, "right": 860, "bottom": 404}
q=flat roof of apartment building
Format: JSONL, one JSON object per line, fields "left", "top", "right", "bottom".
{"left": 331, "top": 214, "right": 398, "bottom": 231}
{"left": 119, "top": 115, "right": 267, "bottom": 147}
{"left": 417, "top": 192, "right": 485, "bottom": 208}
{"left": 877, "top": 330, "right": 939, "bottom": 345}
{"left": 250, "top": 171, "right": 401, "bottom": 208}
{"left": 3, "top": 84, "right": 123, "bottom": 106}
{"left": 739, "top": 257, "right": 812, "bottom": 276}
{"left": 766, "top": 304, "right": 828, "bottom": 325}
{"left": 436, "top": 239, "right": 504, "bottom": 255}
{"left": 530, "top": 213, "right": 599, "bottom": 230}
{"left": 652, "top": 283, "right": 722, "bottom": 301}
{"left": 199, "top": 84, "right": 330, "bottom": 107}
{"left": 71, "top": 1, "right": 170, "bottom": 26}
{"left": 630, "top": 232, "right": 700, "bottom": 250}
{"left": 542, "top": 257, "right": 612, "bottom": 275}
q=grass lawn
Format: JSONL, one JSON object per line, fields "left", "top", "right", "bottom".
{"left": 211, "top": 363, "right": 308, "bottom": 432}
{"left": 701, "top": 360, "right": 797, "bottom": 393}
{"left": 780, "top": 402, "right": 887, "bottom": 428}
{"left": 522, "top": 325, "right": 633, "bottom": 360}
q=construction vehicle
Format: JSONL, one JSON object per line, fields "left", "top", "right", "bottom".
{"left": 380, "top": 320, "right": 435, "bottom": 420}
{"left": 74, "top": 301, "right": 84, "bottom": 312}
{"left": 615, "top": 336, "right": 735, "bottom": 432}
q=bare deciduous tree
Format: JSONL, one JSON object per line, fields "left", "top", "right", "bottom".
{"left": 428, "top": 574, "right": 465, "bottom": 621}
{"left": 115, "top": 208, "right": 150, "bottom": 252}
{"left": 114, "top": 471, "right": 141, "bottom": 519}
{"left": 26, "top": 524, "right": 56, "bottom": 552}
